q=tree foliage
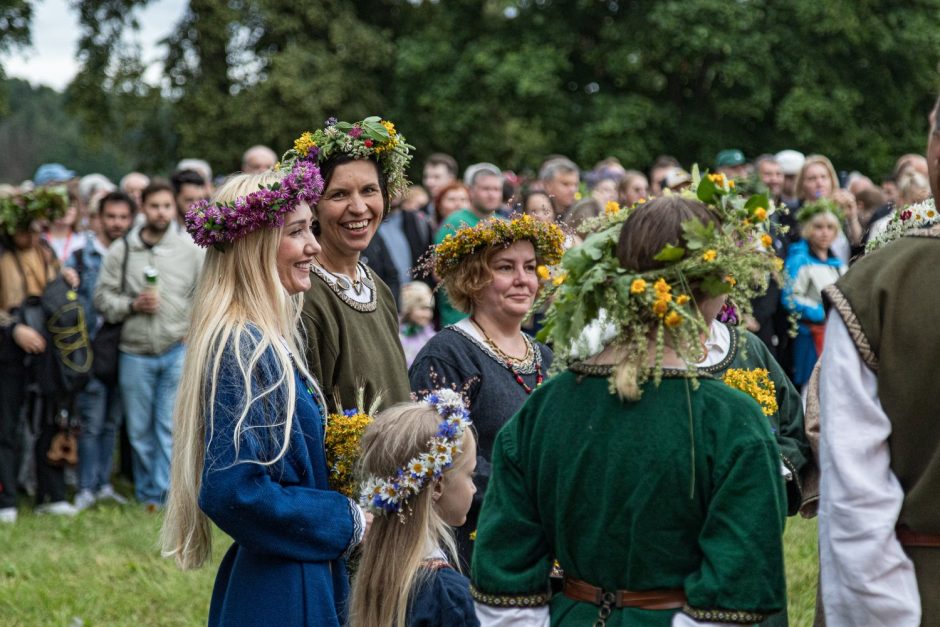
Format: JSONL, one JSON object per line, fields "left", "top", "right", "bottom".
{"left": 6, "top": 0, "right": 940, "bottom": 183}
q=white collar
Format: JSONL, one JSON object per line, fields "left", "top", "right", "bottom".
{"left": 698, "top": 320, "right": 732, "bottom": 367}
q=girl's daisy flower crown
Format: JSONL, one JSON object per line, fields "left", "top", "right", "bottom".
{"left": 359, "top": 388, "right": 472, "bottom": 517}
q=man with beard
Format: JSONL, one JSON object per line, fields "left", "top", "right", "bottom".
{"left": 94, "top": 180, "right": 203, "bottom": 510}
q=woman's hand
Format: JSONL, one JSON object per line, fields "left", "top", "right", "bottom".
{"left": 13, "top": 324, "right": 46, "bottom": 354}
{"left": 61, "top": 267, "right": 80, "bottom": 289}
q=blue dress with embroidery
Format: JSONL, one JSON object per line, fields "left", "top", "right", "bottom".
{"left": 199, "top": 338, "right": 360, "bottom": 626}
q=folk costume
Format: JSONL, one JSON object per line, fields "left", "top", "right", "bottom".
{"left": 302, "top": 261, "right": 411, "bottom": 413}
{"left": 200, "top": 337, "right": 363, "bottom": 627}
{"left": 409, "top": 319, "right": 553, "bottom": 568}
{"left": 470, "top": 367, "right": 787, "bottom": 626}
{"left": 819, "top": 209, "right": 940, "bottom": 626}
{"left": 474, "top": 175, "right": 790, "bottom": 625}
{"left": 408, "top": 548, "right": 480, "bottom": 627}
{"left": 699, "top": 320, "right": 811, "bottom": 516}
{"left": 410, "top": 214, "right": 565, "bottom": 570}
{"left": 293, "top": 117, "right": 415, "bottom": 413}
{"left": 181, "top": 148, "right": 366, "bottom": 627}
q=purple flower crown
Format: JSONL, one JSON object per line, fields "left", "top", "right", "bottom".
{"left": 184, "top": 154, "right": 324, "bottom": 249}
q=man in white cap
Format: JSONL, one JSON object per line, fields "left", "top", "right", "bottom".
{"left": 774, "top": 149, "right": 805, "bottom": 208}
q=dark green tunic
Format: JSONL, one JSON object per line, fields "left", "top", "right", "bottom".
{"left": 471, "top": 367, "right": 787, "bottom": 626}
{"left": 301, "top": 265, "right": 411, "bottom": 414}
{"left": 699, "top": 324, "right": 811, "bottom": 516}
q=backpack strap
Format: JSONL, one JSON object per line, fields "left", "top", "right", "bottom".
{"left": 118, "top": 234, "right": 129, "bottom": 294}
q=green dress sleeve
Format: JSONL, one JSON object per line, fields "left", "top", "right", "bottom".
{"left": 470, "top": 409, "right": 552, "bottom": 609}
{"left": 739, "top": 330, "right": 811, "bottom": 514}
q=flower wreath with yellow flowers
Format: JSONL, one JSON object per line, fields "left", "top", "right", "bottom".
{"left": 285, "top": 116, "right": 414, "bottom": 199}
{"left": 537, "top": 168, "right": 783, "bottom": 396}
{"left": 865, "top": 197, "right": 939, "bottom": 253}
{"left": 0, "top": 186, "right": 68, "bottom": 235}
{"left": 425, "top": 213, "right": 566, "bottom": 281}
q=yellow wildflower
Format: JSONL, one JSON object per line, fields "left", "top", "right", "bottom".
{"left": 702, "top": 249, "right": 717, "bottom": 262}
{"left": 536, "top": 265, "right": 550, "bottom": 281}
{"left": 637, "top": 197, "right": 647, "bottom": 204}
{"left": 630, "top": 278, "right": 648, "bottom": 294}
{"left": 324, "top": 411, "right": 374, "bottom": 497}
{"left": 728, "top": 180, "right": 736, "bottom": 189}
{"left": 761, "top": 234, "right": 773, "bottom": 248}
{"left": 664, "top": 311, "right": 683, "bottom": 328}
{"left": 774, "top": 257, "right": 784, "bottom": 271}
{"left": 605, "top": 200, "right": 620, "bottom": 215}
{"left": 293, "top": 131, "right": 316, "bottom": 155}
{"left": 753, "top": 207, "right": 768, "bottom": 221}
{"left": 553, "top": 272, "right": 567, "bottom": 286}
{"left": 469, "top": 530, "right": 477, "bottom": 541}
{"left": 380, "top": 119, "right": 397, "bottom": 137}
{"left": 676, "top": 294, "right": 690, "bottom": 305}
{"left": 652, "top": 299, "right": 669, "bottom": 317}
{"left": 724, "top": 275, "right": 736, "bottom": 287}
{"left": 722, "top": 368, "right": 778, "bottom": 416}
{"left": 654, "top": 278, "right": 671, "bottom": 294}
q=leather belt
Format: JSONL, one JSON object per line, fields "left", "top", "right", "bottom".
{"left": 897, "top": 525, "right": 940, "bottom": 548}
{"left": 563, "top": 576, "right": 686, "bottom": 610}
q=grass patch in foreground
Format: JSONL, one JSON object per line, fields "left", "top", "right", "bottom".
{"left": 0, "top": 501, "right": 230, "bottom": 626}
{"left": 0, "top": 499, "right": 821, "bottom": 625}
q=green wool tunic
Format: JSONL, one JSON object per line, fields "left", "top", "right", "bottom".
{"left": 301, "top": 266, "right": 411, "bottom": 414}
{"left": 700, "top": 325, "right": 811, "bottom": 516}
{"left": 471, "top": 368, "right": 787, "bottom": 626}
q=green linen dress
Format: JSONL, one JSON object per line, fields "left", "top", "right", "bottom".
{"left": 471, "top": 366, "right": 787, "bottom": 626}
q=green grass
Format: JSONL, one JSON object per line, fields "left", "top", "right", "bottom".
{"left": 0, "top": 499, "right": 230, "bottom": 626}
{"left": 784, "top": 516, "right": 820, "bottom": 627}
{"left": 0, "top": 499, "right": 820, "bottom": 626}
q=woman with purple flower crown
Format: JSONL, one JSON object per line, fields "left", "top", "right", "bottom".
{"left": 160, "top": 154, "right": 371, "bottom": 626}
{"left": 295, "top": 117, "right": 414, "bottom": 414}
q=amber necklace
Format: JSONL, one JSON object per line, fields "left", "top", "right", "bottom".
{"left": 470, "top": 316, "right": 543, "bottom": 394}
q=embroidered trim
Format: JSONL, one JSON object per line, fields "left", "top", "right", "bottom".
{"left": 342, "top": 497, "right": 364, "bottom": 560}
{"left": 569, "top": 363, "right": 707, "bottom": 380}
{"left": 422, "top": 558, "right": 453, "bottom": 571}
{"left": 904, "top": 223, "right": 940, "bottom": 239}
{"left": 822, "top": 284, "right": 878, "bottom": 373}
{"left": 683, "top": 605, "right": 768, "bottom": 623}
{"left": 470, "top": 585, "right": 551, "bottom": 608}
{"left": 697, "top": 325, "right": 739, "bottom": 374}
{"left": 311, "top": 262, "right": 378, "bottom": 313}
{"left": 450, "top": 324, "right": 542, "bottom": 374}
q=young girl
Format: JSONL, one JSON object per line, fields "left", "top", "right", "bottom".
{"left": 398, "top": 281, "right": 436, "bottom": 368}
{"left": 349, "top": 391, "right": 479, "bottom": 627}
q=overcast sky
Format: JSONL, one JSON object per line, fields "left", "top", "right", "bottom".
{"left": 2, "top": 0, "right": 188, "bottom": 91}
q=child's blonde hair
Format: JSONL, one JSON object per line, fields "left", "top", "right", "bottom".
{"left": 348, "top": 402, "right": 474, "bottom": 627}
{"left": 400, "top": 281, "right": 434, "bottom": 321}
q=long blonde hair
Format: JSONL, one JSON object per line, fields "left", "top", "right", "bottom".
{"left": 348, "top": 403, "right": 470, "bottom": 627}
{"left": 160, "top": 171, "right": 318, "bottom": 570}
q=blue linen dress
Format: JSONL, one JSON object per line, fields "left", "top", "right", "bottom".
{"left": 199, "top": 339, "right": 360, "bottom": 627}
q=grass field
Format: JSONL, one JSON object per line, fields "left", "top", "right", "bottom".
{"left": 0, "top": 500, "right": 820, "bottom": 626}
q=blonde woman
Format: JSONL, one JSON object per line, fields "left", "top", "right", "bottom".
{"left": 161, "top": 157, "right": 369, "bottom": 626}
{"left": 349, "top": 393, "right": 478, "bottom": 627}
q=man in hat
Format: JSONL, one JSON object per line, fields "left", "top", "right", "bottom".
{"left": 715, "top": 149, "right": 749, "bottom": 180}
{"left": 817, "top": 93, "right": 940, "bottom": 625}
{"left": 775, "top": 149, "right": 805, "bottom": 209}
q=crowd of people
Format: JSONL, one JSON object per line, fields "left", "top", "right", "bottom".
{"left": 0, "top": 100, "right": 936, "bottom": 627}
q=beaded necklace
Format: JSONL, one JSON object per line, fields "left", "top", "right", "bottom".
{"left": 470, "top": 317, "right": 543, "bottom": 394}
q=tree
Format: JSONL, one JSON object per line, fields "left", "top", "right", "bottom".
{"left": 0, "top": 1, "right": 32, "bottom": 113}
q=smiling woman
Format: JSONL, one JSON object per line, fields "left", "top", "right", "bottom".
{"left": 299, "top": 117, "right": 414, "bottom": 414}
{"left": 162, "top": 164, "right": 369, "bottom": 627}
